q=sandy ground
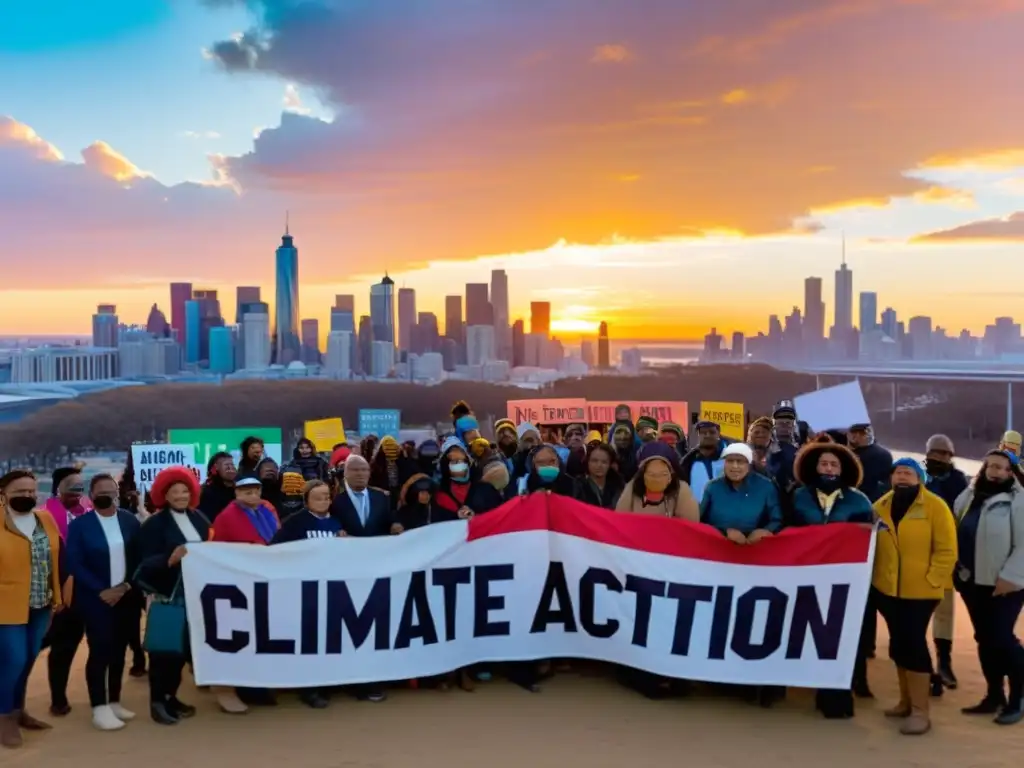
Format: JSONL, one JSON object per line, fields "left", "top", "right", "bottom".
{"left": 8, "top": 598, "right": 1022, "bottom": 768}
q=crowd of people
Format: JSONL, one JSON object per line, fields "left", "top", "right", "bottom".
{"left": 1, "top": 399, "right": 1022, "bottom": 749}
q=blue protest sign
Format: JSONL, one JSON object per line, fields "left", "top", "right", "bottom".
{"left": 358, "top": 409, "right": 401, "bottom": 438}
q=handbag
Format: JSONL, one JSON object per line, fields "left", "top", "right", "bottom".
{"left": 143, "top": 577, "right": 187, "bottom": 655}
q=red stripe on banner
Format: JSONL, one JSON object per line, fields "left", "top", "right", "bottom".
{"left": 467, "top": 493, "right": 872, "bottom": 566}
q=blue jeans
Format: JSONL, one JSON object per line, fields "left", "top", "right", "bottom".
{"left": 0, "top": 608, "right": 51, "bottom": 714}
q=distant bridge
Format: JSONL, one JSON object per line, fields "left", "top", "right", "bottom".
{"left": 775, "top": 363, "right": 1018, "bottom": 429}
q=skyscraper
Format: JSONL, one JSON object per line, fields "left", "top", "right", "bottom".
{"left": 803, "top": 277, "right": 825, "bottom": 345}
{"left": 324, "top": 331, "right": 353, "bottom": 378}
{"left": 192, "top": 289, "right": 224, "bottom": 362}
{"left": 301, "top": 318, "right": 320, "bottom": 364}
{"left": 92, "top": 305, "right": 119, "bottom": 348}
{"left": 530, "top": 302, "right": 551, "bottom": 337}
{"left": 274, "top": 219, "right": 301, "bottom": 364}
{"left": 145, "top": 304, "right": 169, "bottom": 337}
{"left": 466, "top": 325, "right": 496, "bottom": 365}
{"left": 490, "top": 269, "right": 510, "bottom": 361}
{"left": 169, "top": 282, "right": 192, "bottom": 344}
{"left": 834, "top": 240, "right": 854, "bottom": 333}
{"left": 357, "top": 315, "right": 373, "bottom": 374}
{"left": 859, "top": 291, "right": 877, "bottom": 332}
{"left": 242, "top": 309, "right": 271, "bottom": 370}
{"left": 235, "top": 286, "right": 261, "bottom": 323}
{"left": 512, "top": 319, "right": 525, "bottom": 367}
{"left": 397, "top": 288, "right": 416, "bottom": 353}
{"left": 331, "top": 295, "right": 355, "bottom": 333}
{"left": 597, "top": 321, "right": 610, "bottom": 369}
{"left": 465, "top": 283, "right": 491, "bottom": 326}
{"left": 370, "top": 274, "right": 395, "bottom": 345}
{"left": 881, "top": 307, "right": 898, "bottom": 339}
{"left": 208, "top": 326, "right": 235, "bottom": 374}
{"left": 445, "top": 295, "right": 464, "bottom": 342}
{"left": 184, "top": 300, "right": 201, "bottom": 364}
{"left": 335, "top": 295, "right": 355, "bottom": 312}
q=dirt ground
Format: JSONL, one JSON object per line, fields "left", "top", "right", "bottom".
{"left": 8, "top": 599, "right": 1022, "bottom": 768}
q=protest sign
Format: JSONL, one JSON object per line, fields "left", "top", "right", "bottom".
{"left": 586, "top": 401, "right": 689, "bottom": 426}
{"left": 506, "top": 398, "right": 587, "bottom": 425}
{"left": 168, "top": 427, "right": 283, "bottom": 470}
{"left": 184, "top": 493, "right": 873, "bottom": 690}
{"left": 130, "top": 444, "right": 199, "bottom": 492}
{"left": 358, "top": 409, "right": 401, "bottom": 438}
{"left": 699, "top": 401, "right": 746, "bottom": 441}
{"left": 304, "top": 418, "right": 346, "bottom": 450}
{"left": 794, "top": 382, "right": 870, "bottom": 433}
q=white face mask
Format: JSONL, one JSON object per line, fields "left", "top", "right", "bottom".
{"left": 449, "top": 462, "right": 469, "bottom": 476}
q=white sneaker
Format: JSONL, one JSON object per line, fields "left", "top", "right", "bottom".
{"left": 109, "top": 703, "right": 136, "bottom": 721}
{"left": 92, "top": 705, "right": 126, "bottom": 731}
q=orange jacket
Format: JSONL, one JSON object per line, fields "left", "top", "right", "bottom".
{"left": 0, "top": 508, "right": 63, "bottom": 624}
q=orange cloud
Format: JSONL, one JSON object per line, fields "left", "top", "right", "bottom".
{"left": 911, "top": 185, "right": 976, "bottom": 207}
{"left": 80, "top": 141, "right": 144, "bottom": 182}
{"left": 720, "top": 88, "right": 751, "bottom": 105}
{"left": 918, "top": 148, "right": 1024, "bottom": 170}
{"left": 591, "top": 44, "right": 630, "bottom": 63}
{"left": 0, "top": 116, "right": 63, "bottom": 161}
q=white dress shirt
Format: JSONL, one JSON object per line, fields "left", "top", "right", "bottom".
{"left": 169, "top": 509, "right": 202, "bottom": 542}
{"left": 95, "top": 512, "right": 127, "bottom": 587}
{"left": 345, "top": 482, "right": 369, "bottom": 526}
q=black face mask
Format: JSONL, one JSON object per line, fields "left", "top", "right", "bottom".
{"left": 500, "top": 442, "right": 518, "bottom": 458}
{"left": 815, "top": 474, "right": 842, "bottom": 494}
{"left": 7, "top": 497, "right": 36, "bottom": 514}
{"left": 93, "top": 495, "right": 115, "bottom": 510}
{"left": 892, "top": 484, "right": 919, "bottom": 503}
{"left": 925, "top": 458, "right": 952, "bottom": 477}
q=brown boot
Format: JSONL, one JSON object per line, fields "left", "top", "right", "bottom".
{"left": 884, "top": 667, "right": 911, "bottom": 717}
{"left": 15, "top": 710, "right": 52, "bottom": 731}
{"left": 900, "top": 672, "right": 932, "bottom": 735}
{"left": 0, "top": 714, "right": 23, "bottom": 749}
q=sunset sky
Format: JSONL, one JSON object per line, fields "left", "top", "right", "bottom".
{"left": 2, "top": 0, "right": 1023, "bottom": 342}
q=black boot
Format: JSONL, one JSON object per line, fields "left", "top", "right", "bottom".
{"left": 962, "top": 646, "right": 1006, "bottom": 714}
{"left": 995, "top": 647, "right": 1024, "bottom": 725}
{"left": 150, "top": 702, "right": 179, "bottom": 725}
{"left": 852, "top": 652, "right": 873, "bottom": 699}
{"left": 936, "top": 638, "right": 958, "bottom": 689}
{"left": 930, "top": 673, "right": 945, "bottom": 697}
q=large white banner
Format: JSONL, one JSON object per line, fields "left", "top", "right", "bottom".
{"left": 182, "top": 495, "right": 874, "bottom": 689}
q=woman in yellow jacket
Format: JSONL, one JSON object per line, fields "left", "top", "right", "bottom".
{"left": 0, "top": 470, "right": 63, "bottom": 749}
{"left": 872, "top": 457, "right": 957, "bottom": 736}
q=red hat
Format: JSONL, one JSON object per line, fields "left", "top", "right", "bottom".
{"left": 329, "top": 446, "right": 352, "bottom": 468}
{"left": 150, "top": 466, "right": 200, "bottom": 509}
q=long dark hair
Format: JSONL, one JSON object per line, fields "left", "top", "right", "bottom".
{"left": 630, "top": 457, "right": 679, "bottom": 498}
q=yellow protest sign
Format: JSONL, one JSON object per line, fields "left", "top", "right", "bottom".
{"left": 699, "top": 401, "right": 745, "bottom": 441}
{"left": 304, "top": 418, "right": 346, "bottom": 451}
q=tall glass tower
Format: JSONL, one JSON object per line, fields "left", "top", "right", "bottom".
{"left": 274, "top": 217, "right": 301, "bottom": 364}
{"left": 370, "top": 274, "right": 395, "bottom": 345}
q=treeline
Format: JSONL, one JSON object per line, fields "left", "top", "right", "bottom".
{"left": 0, "top": 365, "right": 1011, "bottom": 462}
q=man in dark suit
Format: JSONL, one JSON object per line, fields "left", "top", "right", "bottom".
{"left": 328, "top": 455, "right": 401, "bottom": 702}
{"left": 330, "top": 455, "right": 402, "bottom": 538}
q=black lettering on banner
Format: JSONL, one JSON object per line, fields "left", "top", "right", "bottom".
{"left": 708, "top": 585, "right": 733, "bottom": 659}
{"left": 578, "top": 567, "right": 622, "bottom": 639}
{"left": 394, "top": 570, "right": 439, "bottom": 649}
{"left": 325, "top": 578, "right": 391, "bottom": 653}
{"left": 255, "top": 582, "right": 296, "bottom": 654}
{"left": 530, "top": 561, "right": 578, "bottom": 634}
{"left": 300, "top": 580, "right": 319, "bottom": 655}
{"left": 623, "top": 575, "right": 666, "bottom": 647}
{"left": 473, "top": 564, "right": 514, "bottom": 638}
{"left": 666, "top": 583, "right": 714, "bottom": 656}
{"left": 432, "top": 566, "right": 471, "bottom": 642}
{"left": 786, "top": 584, "right": 849, "bottom": 660}
{"left": 731, "top": 586, "right": 787, "bottom": 661}
{"left": 201, "top": 584, "right": 249, "bottom": 653}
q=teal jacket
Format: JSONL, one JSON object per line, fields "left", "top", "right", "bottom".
{"left": 791, "top": 486, "right": 874, "bottom": 526}
{"left": 700, "top": 473, "right": 783, "bottom": 535}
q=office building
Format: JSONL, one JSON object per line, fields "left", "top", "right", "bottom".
{"left": 357, "top": 315, "right": 372, "bottom": 374}
{"left": 466, "top": 324, "right": 496, "bottom": 365}
{"left": 731, "top": 331, "right": 745, "bottom": 359}
{"left": 145, "top": 304, "right": 169, "bottom": 337}
{"left": 235, "top": 286, "right": 261, "bottom": 323}
{"left": 184, "top": 300, "right": 201, "bottom": 364}
{"left": 859, "top": 291, "right": 878, "bottom": 332}
{"left": 803, "top": 277, "right": 825, "bottom": 345}
{"left": 411, "top": 312, "right": 440, "bottom": 355}
{"left": 512, "top": 319, "right": 525, "bottom": 368}
{"left": 907, "top": 315, "right": 934, "bottom": 360}
{"left": 597, "top": 321, "right": 610, "bottom": 368}
{"left": 834, "top": 242, "right": 854, "bottom": 334}
{"left": 274, "top": 221, "right": 301, "bottom": 364}
{"left": 530, "top": 302, "right": 551, "bottom": 337}
{"left": 881, "top": 307, "right": 898, "bottom": 339}
{"left": 324, "top": 331, "right": 353, "bottom": 379}
{"left": 444, "top": 295, "right": 464, "bottom": 344}
{"left": 491, "top": 269, "right": 510, "bottom": 361}
{"left": 119, "top": 337, "right": 181, "bottom": 378}
{"left": 92, "top": 305, "right": 119, "bottom": 348}
{"left": 335, "top": 295, "right": 355, "bottom": 312}
{"left": 398, "top": 287, "right": 416, "bottom": 353}
{"left": 465, "top": 283, "right": 492, "bottom": 327}
{"left": 370, "top": 274, "right": 395, "bottom": 345}
{"left": 524, "top": 333, "right": 546, "bottom": 367}
{"left": 11, "top": 346, "right": 118, "bottom": 384}
{"left": 703, "top": 327, "right": 724, "bottom": 360}
{"left": 191, "top": 289, "right": 224, "bottom": 362}
{"left": 410, "top": 352, "right": 445, "bottom": 382}
{"left": 371, "top": 339, "right": 394, "bottom": 377}
{"left": 330, "top": 307, "right": 355, "bottom": 333}
{"left": 620, "top": 348, "right": 643, "bottom": 375}
{"left": 243, "top": 310, "right": 271, "bottom": 370}
{"left": 169, "top": 282, "right": 192, "bottom": 344}
{"left": 580, "top": 340, "right": 595, "bottom": 368}
{"left": 301, "top": 318, "right": 320, "bottom": 364}
{"left": 209, "top": 326, "right": 235, "bottom": 374}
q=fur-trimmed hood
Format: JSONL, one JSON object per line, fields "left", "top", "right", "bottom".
{"left": 794, "top": 435, "right": 864, "bottom": 489}
{"left": 399, "top": 472, "right": 433, "bottom": 506}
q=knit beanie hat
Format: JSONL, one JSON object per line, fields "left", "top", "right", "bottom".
{"left": 517, "top": 422, "right": 540, "bottom": 441}
{"left": 925, "top": 434, "right": 955, "bottom": 454}
{"left": 380, "top": 435, "right": 401, "bottom": 460}
{"left": 494, "top": 419, "right": 516, "bottom": 438}
{"left": 659, "top": 421, "right": 684, "bottom": 439}
{"left": 280, "top": 471, "right": 305, "bottom": 495}
{"left": 891, "top": 457, "right": 925, "bottom": 482}
{"left": 750, "top": 416, "right": 774, "bottom": 432}
{"left": 636, "top": 415, "right": 659, "bottom": 432}
{"left": 470, "top": 437, "right": 491, "bottom": 458}
{"left": 585, "top": 430, "right": 603, "bottom": 445}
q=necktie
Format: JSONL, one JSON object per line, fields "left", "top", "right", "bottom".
{"left": 354, "top": 492, "right": 366, "bottom": 524}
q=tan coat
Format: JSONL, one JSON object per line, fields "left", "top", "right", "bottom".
{"left": 615, "top": 478, "right": 700, "bottom": 521}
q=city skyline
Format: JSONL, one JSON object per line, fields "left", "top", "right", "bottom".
{"left": 3, "top": 2, "right": 1024, "bottom": 339}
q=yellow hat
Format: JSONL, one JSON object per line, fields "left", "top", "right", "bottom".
{"left": 470, "top": 437, "right": 491, "bottom": 458}
{"left": 586, "top": 430, "right": 603, "bottom": 445}
{"left": 1002, "top": 430, "right": 1022, "bottom": 447}
{"left": 281, "top": 472, "right": 305, "bottom": 495}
